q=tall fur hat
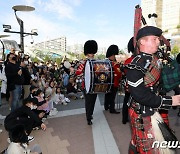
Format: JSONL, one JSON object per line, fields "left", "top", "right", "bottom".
{"left": 84, "top": 40, "right": 98, "bottom": 55}
{"left": 106, "top": 45, "right": 119, "bottom": 58}
{"left": 127, "top": 37, "right": 135, "bottom": 53}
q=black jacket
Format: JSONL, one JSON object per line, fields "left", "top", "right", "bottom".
{"left": 5, "top": 105, "right": 42, "bottom": 126}
{"left": 5, "top": 62, "right": 24, "bottom": 90}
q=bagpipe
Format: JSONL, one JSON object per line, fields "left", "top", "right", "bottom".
{"left": 134, "top": 5, "right": 180, "bottom": 92}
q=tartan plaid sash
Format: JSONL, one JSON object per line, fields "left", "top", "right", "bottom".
{"left": 144, "top": 56, "right": 161, "bottom": 87}
{"left": 161, "top": 60, "right": 180, "bottom": 92}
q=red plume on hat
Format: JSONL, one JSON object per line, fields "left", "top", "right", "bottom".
{"left": 84, "top": 40, "right": 98, "bottom": 55}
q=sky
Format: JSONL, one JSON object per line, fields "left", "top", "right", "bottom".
{"left": 0, "top": 0, "right": 141, "bottom": 49}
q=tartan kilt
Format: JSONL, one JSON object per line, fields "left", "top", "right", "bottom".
{"left": 128, "top": 106, "right": 160, "bottom": 154}
{"left": 161, "top": 60, "right": 180, "bottom": 92}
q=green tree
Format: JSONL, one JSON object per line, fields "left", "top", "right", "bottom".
{"left": 31, "top": 57, "right": 40, "bottom": 63}
{"left": 55, "top": 58, "right": 62, "bottom": 66}
{"left": 44, "top": 55, "right": 51, "bottom": 62}
{"left": 171, "top": 45, "right": 179, "bottom": 56}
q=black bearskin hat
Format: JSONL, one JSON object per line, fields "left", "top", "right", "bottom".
{"left": 84, "top": 40, "right": 98, "bottom": 55}
{"left": 127, "top": 37, "right": 135, "bottom": 53}
{"left": 106, "top": 45, "right": 119, "bottom": 58}
{"left": 9, "top": 124, "right": 28, "bottom": 143}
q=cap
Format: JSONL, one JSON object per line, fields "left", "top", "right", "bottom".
{"left": 136, "top": 26, "right": 162, "bottom": 41}
{"left": 84, "top": 40, "right": 98, "bottom": 55}
{"left": 106, "top": 45, "right": 119, "bottom": 58}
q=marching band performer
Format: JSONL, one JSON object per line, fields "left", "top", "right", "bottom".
{"left": 122, "top": 37, "right": 135, "bottom": 124}
{"left": 126, "top": 26, "right": 180, "bottom": 153}
{"left": 75, "top": 40, "right": 98, "bottom": 125}
{"left": 104, "top": 45, "right": 122, "bottom": 114}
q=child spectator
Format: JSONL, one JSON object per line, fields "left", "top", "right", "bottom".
{"left": 45, "top": 81, "right": 58, "bottom": 116}
{"left": 34, "top": 89, "right": 50, "bottom": 113}
{"left": 54, "top": 87, "right": 70, "bottom": 105}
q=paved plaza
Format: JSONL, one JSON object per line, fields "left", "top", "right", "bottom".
{"left": 0, "top": 93, "right": 180, "bottom": 154}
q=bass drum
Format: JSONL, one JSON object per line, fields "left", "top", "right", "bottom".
{"left": 84, "top": 59, "right": 113, "bottom": 94}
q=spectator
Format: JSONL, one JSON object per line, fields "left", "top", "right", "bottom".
{"left": 4, "top": 97, "right": 46, "bottom": 141}
{"left": 5, "top": 53, "right": 24, "bottom": 112}
{"left": 45, "top": 81, "right": 58, "bottom": 116}
{"left": 6, "top": 124, "right": 42, "bottom": 154}
{"left": 35, "top": 89, "right": 50, "bottom": 113}
{"left": 66, "top": 76, "right": 84, "bottom": 99}
{"left": 54, "top": 87, "right": 70, "bottom": 105}
{"left": 21, "top": 60, "right": 33, "bottom": 99}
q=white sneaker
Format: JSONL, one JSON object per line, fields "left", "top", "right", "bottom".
{"left": 63, "top": 102, "right": 68, "bottom": 105}
{"left": 28, "top": 136, "right": 34, "bottom": 142}
{"left": 0, "top": 129, "right": 2, "bottom": 133}
{"left": 65, "top": 97, "right": 70, "bottom": 103}
{"left": 80, "top": 95, "right": 84, "bottom": 99}
{"left": 42, "top": 118, "right": 47, "bottom": 123}
{"left": 0, "top": 114, "right": 6, "bottom": 119}
{"left": 49, "top": 110, "right": 58, "bottom": 116}
{"left": 52, "top": 108, "right": 57, "bottom": 111}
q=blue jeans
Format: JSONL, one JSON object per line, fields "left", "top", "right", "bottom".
{"left": 11, "top": 85, "right": 22, "bottom": 112}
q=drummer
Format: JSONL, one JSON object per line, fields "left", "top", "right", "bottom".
{"left": 75, "top": 40, "right": 98, "bottom": 125}
{"left": 104, "top": 45, "right": 122, "bottom": 113}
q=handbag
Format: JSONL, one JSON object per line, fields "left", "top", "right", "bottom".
{"left": 161, "top": 60, "right": 180, "bottom": 92}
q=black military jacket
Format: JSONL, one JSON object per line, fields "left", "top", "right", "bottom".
{"left": 126, "top": 52, "right": 172, "bottom": 117}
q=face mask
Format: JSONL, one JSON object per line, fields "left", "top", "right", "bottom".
{"left": 41, "top": 94, "right": 44, "bottom": 98}
{"left": 24, "top": 61, "right": 28, "bottom": 65}
{"left": 12, "top": 57, "right": 17, "bottom": 61}
{"left": 30, "top": 104, "right": 34, "bottom": 110}
{"left": 34, "top": 76, "right": 38, "bottom": 80}
{"left": 33, "top": 105, "right": 37, "bottom": 109}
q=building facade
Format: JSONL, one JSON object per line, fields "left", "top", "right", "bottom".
{"left": 141, "top": 0, "right": 180, "bottom": 34}
{"left": 34, "top": 36, "right": 66, "bottom": 53}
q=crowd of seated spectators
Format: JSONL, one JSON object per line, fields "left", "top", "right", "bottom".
{"left": 0, "top": 48, "right": 84, "bottom": 147}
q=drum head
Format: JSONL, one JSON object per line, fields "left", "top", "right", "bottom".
{"left": 84, "top": 61, "right": 91, "bottom": 93}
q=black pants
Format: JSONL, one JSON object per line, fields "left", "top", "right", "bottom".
{"left": 4, "top": 117, "right": 34, "bottom": 135}
{"left": 122, "top": 91, "right": 130, "bottom": 123}
{"left": 83, "top": 91, "right": 97, "bottom": 121}
{"left": 104, "top": 87, "right": 118, "bottom": 112}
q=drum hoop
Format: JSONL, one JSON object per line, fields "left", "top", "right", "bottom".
{"left": 89, "top": 60, "right": 94, "bottom": 93}
{"left": 108, "top": 60, "right": 114, "bottom": 92}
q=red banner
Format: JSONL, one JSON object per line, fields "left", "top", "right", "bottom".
{"left": 133, "top": 6, "right": 142, "bottom": 53}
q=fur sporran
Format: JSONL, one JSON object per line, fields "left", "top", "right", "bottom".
{"left": 151, "top": 112, "right": 176, "bottom": 154}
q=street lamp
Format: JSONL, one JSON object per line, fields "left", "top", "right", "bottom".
{"left": 4, "top": 5, "right": 37, "bottom": 53}
{"left": 0, "top": 35, "right": 10, "bottom": 60}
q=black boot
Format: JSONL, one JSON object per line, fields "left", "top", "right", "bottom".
{"left": 87, "top": 120, "right": 93, "bottom": 125}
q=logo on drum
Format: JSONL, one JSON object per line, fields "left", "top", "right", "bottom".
{"left": 98, "top": 73, "right": 107, "bottom": 82}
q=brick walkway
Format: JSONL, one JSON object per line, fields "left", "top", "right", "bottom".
{"left": 0, "top": 94, "right": 180, "bottom": 154}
